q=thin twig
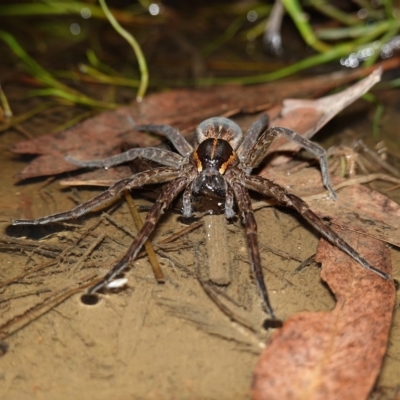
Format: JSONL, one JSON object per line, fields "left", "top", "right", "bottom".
{"left": 158, "top": 220, "right": 203, "bottom": 244}
{"left": 123, "top": 190, "right": 165, "bottom": 283}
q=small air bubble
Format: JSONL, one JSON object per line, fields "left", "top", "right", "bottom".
{"left": 70, "top": 23, "right": 81, "bottom": 36}
{"left": 80, "top": 7, "right": 91, "bottom": 19}
{"left": 357, "top": 8, "right": 368, "bottom": 19}
{"left": 149, "top": 3, "right": 160, "bottom": 16}
{"left": 247, "top": 10, "right": 258, "bottom": 22}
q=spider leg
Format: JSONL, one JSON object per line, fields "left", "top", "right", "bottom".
{"left": 244, "top": 126, "right": 337, "bottom": 200}
{"left": 229, "top": 180, "right": 276, "bottom": 319}
{"left": 12, "top": 167, "right": 181, "bottom": 226}
{"left": 66, "top": 148, "right": 184, "bottom": 169}
{"left": 225, "top": 184, "right": 235, "bottom": 219}
{"left": 244, "top": 175, "right": 390, "bottom": 280}
{"left": 182, "top": 180, "right": 195, "bottom": 218}
{"left": 236, "top": 114, "right": 269, "bottom": 162}
{"left": 88, "top": 174, "right": 192, "bottom": 294}
{"left": 135, "top": 124, "right": 193, "bottom": 157}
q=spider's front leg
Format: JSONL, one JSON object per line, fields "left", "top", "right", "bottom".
{"left": 88, "top": 174, "right": 192, "bottom": 294}
{"left": 66, "top": 148, "right": 185, "bottom": 170}
{"left": 66, "top": 120, "right": 192, "bottom": 169}
{"left": 236, "top": 114, "right": 269, "bottom": 162}
{"left": 244, "top": 125, "right": 337, "bottom": 200}
{"left": 244, "top": 175, "right": 390, "bottom": 280}
{"left": 134, "top": 123, "right": 193, "bottom": 157}
{"left": 12, "top": 167, "right": 180, "bottom": 226}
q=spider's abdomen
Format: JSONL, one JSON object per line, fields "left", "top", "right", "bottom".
{"left": 191, "top": 138, "right": 238, "bottom": 175}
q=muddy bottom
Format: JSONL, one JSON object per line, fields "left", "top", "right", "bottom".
{"left": 0, "top": 137, "right": 332, "bottom": 399}
{"left": 1, "top": 123, "right": 400, "bottom": 400}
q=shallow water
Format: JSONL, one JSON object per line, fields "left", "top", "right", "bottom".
{"left": 1, "top": 5, "right": 400, "bottom": 399}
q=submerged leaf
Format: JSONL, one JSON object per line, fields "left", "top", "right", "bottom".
{"left": 11, "top": 68, "right": 379, "bottom": 180}
{"left": 253, "top": 230, "right": 395, "bottom": 400}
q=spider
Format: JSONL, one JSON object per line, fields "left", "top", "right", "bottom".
{"left": 12, "top": 114, "right": 390, "bottom": 319}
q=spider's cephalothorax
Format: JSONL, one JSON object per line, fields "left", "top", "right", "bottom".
{"left": 12, "top": 115, "right": 391, "bottom": 320}
{"left": 190, "top": 138, "right": 234, "bottom": 201}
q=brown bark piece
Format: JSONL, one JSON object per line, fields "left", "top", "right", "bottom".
{"left": 252, "top": 230, "right": 395, "bottom": 400}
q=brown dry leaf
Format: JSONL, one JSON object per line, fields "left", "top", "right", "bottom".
{"left": 252, "top": 229, "right": 395, "bottom": 400}
{"left": 263, "top": 68, "right": 381, "bottom": 162}
{"left": 310, "top": 184, "right": 400, "bottom": 247}
{"left": 260, "top": 167, "right": 400, "bottom": 247}
{"left": 10, "top": 67, "right": 385, "bottom": 180}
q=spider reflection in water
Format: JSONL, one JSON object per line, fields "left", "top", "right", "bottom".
{"left": 13, "top": 115, "right": 390, "bottom": 319}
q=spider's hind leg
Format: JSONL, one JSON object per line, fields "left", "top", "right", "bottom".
{"left": 244, "top": 175, "right": 390, "bottom": 280}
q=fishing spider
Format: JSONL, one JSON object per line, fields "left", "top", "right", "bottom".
{"left": 13, "top": 115, "right": 389, "bottom": 319}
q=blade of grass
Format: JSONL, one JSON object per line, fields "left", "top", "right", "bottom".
{"left": 28, "top": 88, "right": 119, "bottom": 109}
{"left": 363, "top": 92, "right": 385, "bottom": 140}
{"left": 0, "top": 85, "right": 12, "bottom": 119}
{"left": 0, "top": 30, "right": 73, "bottom": 92}
{"left": 202, "top": 17, "right": 245, "bottom": 57}
{"left": 86, "top": 49, "right": 119, "bottom": 75}
{"left": 0, "top": 2, "right": 156, "bottom": 25}
{"left": 0, "top": 102, "right": 54, "bottom": 133}
{"left": 195, "top": 42, "right": 359, "bottom": 85}
{"left": 0, "top": 30, "right": 119, "bottom": 109}
{"left": 197, "top": 16, "right": 399, "bottom": 86}
{"left": 363, "top": 27, "right": 400, "bottom": 67}
{"left": 308, "top": 0, "right": 360, "bottom": 26}
{"left": 317, "top": 19, "right": 400, "bottom": 41}
{"left": 280, "top": 0, "right": 331, "bottom": 52}
{"left": 77, "top": 64, "right": 140, "bottom": 87}
{"left": 98, "top": 0, "right": 148, "bottom": 101}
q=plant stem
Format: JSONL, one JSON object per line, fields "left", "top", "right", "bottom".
{"left": 98, "top": 0, "right": 148, "bottom": 101}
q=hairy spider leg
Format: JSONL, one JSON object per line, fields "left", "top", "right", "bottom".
{"left": 66, "top": 121, "right": 194, "bottom": 169}
{"left": 13, "top": 167, "right": 181, "bottom": 226}
{"left": 224, "top": 184, "right": 235, "bottom": 219}
{"left": 135, "top": 124, "right": 194, "bottom": 157}
{"left": 236, "top": 114, "right": 269, "bottom": 162}
{"left": 88, "top": 174, "right": 193, "bottom": 294}
{"left": 244, "top": 125, "right": 337, "bottom": 200}
{"left": 66, "top": 148, "right": 184, "bottom": 170}
{"left": 244, "top": 175, "right": 390, "bottom": 280}
{"left": 182, "top": 180, "right": 196, "bottom": 218}
{"left": 228, "top": 180, "right": 276, "bottom": 318}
